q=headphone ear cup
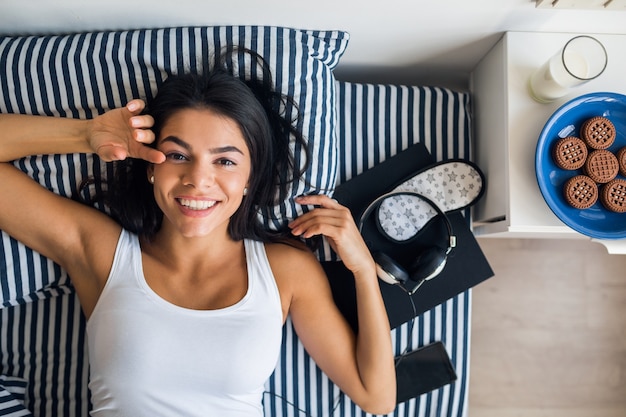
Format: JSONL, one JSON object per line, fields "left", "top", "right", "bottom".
{"left": 408, "top": 246, "right": 448, "bottom": 283}
{"left": 372, "top": 251, "right": 409, "bottom": 285}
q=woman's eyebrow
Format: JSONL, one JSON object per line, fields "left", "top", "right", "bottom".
{"left": 161, "top": 136, "right": 191, "bottom": 151}
{"left": 160, "top": 136, "right": 244, "bottom": 155}
{"left": 211, "top": 145, "right": 244, "bottom": 155}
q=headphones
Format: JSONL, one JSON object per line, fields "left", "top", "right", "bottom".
{"left": 358, "top": 191, "right": 456, "bottom": 294}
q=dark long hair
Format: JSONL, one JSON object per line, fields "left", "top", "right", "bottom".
{"left": 86, "top": 49, "right": 310, "bottom": 242}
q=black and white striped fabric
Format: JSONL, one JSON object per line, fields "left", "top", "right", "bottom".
{"left": 0, "top": 297, "right": 88, "bottom": 417}
{"left": 0, "top": 375, "right": 30, "bottom": 417}
{"left": 0, "top": 27, "right": 472, "bottom": 417}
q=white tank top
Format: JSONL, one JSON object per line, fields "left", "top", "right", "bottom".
{"left": 87, "top": 230, "right": 283, "bottom": 417}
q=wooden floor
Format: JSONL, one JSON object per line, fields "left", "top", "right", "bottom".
{"left": 468, "top": 237, "right": 626, "bottom": 417}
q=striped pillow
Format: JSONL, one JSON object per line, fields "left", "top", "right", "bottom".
{"left": 0, "top": 376, "right": 29, "bottom": 417}
{"left": 0, "top": 26, "right": 349, "bottom": 306}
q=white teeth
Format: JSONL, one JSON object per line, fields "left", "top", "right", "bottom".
{"left": 178, "top": 198, "right": 216, "bottom": 210}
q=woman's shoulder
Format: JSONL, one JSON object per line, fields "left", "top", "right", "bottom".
{"left": 264, "top": 239, "right": 324, "bottom": 278}
{"left": 264, "top": 238, "right": 314, "bottom": 261}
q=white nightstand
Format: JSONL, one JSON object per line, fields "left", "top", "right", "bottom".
{"left": 470, "top": 31, "right": 626, "bottom": 254}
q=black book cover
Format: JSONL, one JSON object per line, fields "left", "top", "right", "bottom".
{"left": 322, "top": 142, "right": 494, "bottom": 330}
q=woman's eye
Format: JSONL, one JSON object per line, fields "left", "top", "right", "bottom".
{"left": 218, "top": 158, "right": 235, "bottom": 166}
{"left": 166, "top": 152, "right": 188, "bottom": 161}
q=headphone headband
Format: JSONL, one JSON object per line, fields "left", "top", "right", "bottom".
{"left": 358, "top": 191, "right": 456, "bottom": 252}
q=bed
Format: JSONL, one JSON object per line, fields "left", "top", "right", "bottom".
{"left": 0, "top": 26, "right": 483, "bottom": 417}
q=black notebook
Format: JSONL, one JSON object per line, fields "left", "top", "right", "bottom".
{"left": 322, "top": 142, "right": 494, "bottom": 330}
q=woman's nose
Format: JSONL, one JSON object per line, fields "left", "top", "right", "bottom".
{"left": 182, "top": 160, "right": 214, "bottom": 188}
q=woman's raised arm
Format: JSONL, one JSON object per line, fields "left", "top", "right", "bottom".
{"left": 0, "top": 99, "right": 164, "bottom": 163}
{"left": 0, "top": 100, "right": 164, "bottom": 316}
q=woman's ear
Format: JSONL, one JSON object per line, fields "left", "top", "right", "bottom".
{"left": 147, "top": 165, "right": 155, "bottom": 184}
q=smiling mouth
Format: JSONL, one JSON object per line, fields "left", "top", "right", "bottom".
{"left": 177, "top": 198, "right": 217, "bottom": 211}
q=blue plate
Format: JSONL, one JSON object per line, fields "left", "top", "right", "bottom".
{"left": 535, "top": 92, "right": 626, "bottom": 239}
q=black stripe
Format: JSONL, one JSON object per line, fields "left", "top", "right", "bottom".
{"left": 10, "top": 37, "right": 28, "bottom": 114}
{"left": 0, "top": 37, "right": 13, "bottom": 113}
{"left": 74, "top": 33, "right": 93, "bottom": 119}
{"left": 22, "top": 37, "right": 39, "bottom": 115}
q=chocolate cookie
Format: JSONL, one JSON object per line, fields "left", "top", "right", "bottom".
{"left": 616, "top": 146, "right": 626, "bottom": 177}
{"left": 552, "top": 136, "right": 588, "bottom": 170}
{"left": 563, "top": 175, "right": 598, "bottom": 209}
{"left": 600, "top": 178, "right": 626, "bottom": 213}
{"left": 581, "top": 116, "right": 616, "bottom": 150}
{"left": 584, "top": 149, "right": 619, "bottom": 183}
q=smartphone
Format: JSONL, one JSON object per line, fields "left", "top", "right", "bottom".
{"left": 395, "top": 341, "right": 457, "bottom": 403}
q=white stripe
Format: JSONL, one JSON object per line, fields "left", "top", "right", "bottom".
{"left": 0, "top": 37, "right": 11, "bottom": 113}
{"left": 139, "top": 30, "right": 155, "bottom": 100}
{"left": 446, "top": 91, "right": 456, "bottom": 158}
{"left": 0, "top": 233, "right": 17, "bottom": 303}
{"left": 458, "top": 97, "right": 466, "bottom": 161}
{"left": 116, "top": 31, "right": 131, "bottom": 102}
{"left": 90, "top": 32, "right": 107, "bottom": 111}
{"left": 376, "top": 86, "right": 387, "bottom": 162}
{"left": 341, "top": 82, "right": 354, "bottom": 181}
{"left": 4, "top": 38, "right": 21, "bottom": 113}
{"left": 66, "top": 34, "right": 86, "bottom": 119}
{"left": 38, "top": 38, "right": 57, "bottom": 116}
{"left": 52, "top": 36, "right": 71, "bottom": 114}
{"left": 14, "top": 38, "right": 30, "bottom": 114}
{"left": 354, "top": 84, "right": 365, "bottom": 175}
{"left": 104, "top": 33, "right": 123, "bottom": 107}
{"left": 422, "top": 87, "right": 433, "bottom": 156}
{"left": 399, "top": 86, "right": 410, "bottom": 152}
{"left": 434, "top": 87, "right": 445, "bottom": 161}
{"left": 153, "top": 29, "right": 166, "bottom": 83}
{"left": 77, "top": 32, "right": 94, "bottom": 113}
{"left": 16, "top": 242, "right": 33, "bottom": 300}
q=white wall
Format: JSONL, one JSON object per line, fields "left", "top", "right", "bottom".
{"left": 1, "top": 0, "right": 625, "bottom": 89}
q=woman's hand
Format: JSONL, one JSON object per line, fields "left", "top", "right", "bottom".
{"left": 87, "top": 99, "right": 165, "bottom": 164}
{"left": 289, "top": 195, "right": 375, "bottom": 278}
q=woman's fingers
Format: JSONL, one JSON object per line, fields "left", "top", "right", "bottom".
{"left": 125, "top": 101, "right": 163, "bottom": 162}
{"left": 289, "top": 195, "right": 346, "bottom": 237}
{"left": 125, "top": 98, "right": 145, "bottom": 114}
{"left": 94, "top": 141, "right": 164, "bottom": 164}
{"left": 291, "top": 195, "right": 376, "bottom": 276}
{"left": 127, "top": 99, "right": 155, "bottom": 144}
{"left": 295, "top": 194, "right": 340, "bottom": 208}
{"left": 89, "top": 100, "right": 164, "bottom": 164}
{"left": 94, "top": 144, "right": 128, "bottom": 162}
{"left": 136, "top": 144, "right": 166, "bottom": 164}
{"left": 129, "top": 115, "right": 155, "bottom": 140}
{"left": 290, "top": 195, "right": 359, "bottom": 249}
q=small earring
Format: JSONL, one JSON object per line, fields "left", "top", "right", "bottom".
{"left": 243, "top": 187, "right": 248, "bottom": 196}
{"left": 149, "top": 175, "right": 155, "bottom": 184}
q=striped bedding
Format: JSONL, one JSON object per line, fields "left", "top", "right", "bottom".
{"left": 0, "top": 26, "right": 472, "bottom": 417}
{"left": 264, "top": 83, "right": 472, "bottom": 417}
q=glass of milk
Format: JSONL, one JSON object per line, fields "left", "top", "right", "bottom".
{"left": 529, "top": 36, "right": 607, "bottom": 103}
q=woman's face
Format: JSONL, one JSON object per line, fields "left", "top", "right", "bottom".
{"left": 149, "top": 108, "right": 252, "bottom": 239}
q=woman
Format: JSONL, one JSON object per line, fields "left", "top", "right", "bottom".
{"left": 0, "top": 56, "right": 396, "bottom": 416}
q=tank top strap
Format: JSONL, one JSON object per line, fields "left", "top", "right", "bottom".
{"left": 243, "top": 239, "right": 281, "bottom": 307}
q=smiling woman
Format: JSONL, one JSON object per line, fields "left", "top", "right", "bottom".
{"left": 0, "top": 48, "right": 396, "bottom": 416}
